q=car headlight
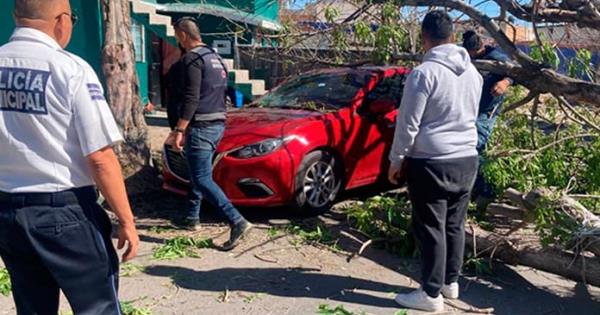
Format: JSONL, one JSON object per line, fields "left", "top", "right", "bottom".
{"left": 230, "top": 138, "right": 285, "bottom": 159}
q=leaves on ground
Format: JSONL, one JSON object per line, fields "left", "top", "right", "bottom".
{"left": 344, "top": 195, "right": 416, "bottom": 257}
{"left": 317, "top": 304, "right": 365, "bottom": 315}
{"left": 152, "top": 236, "right": 214, "bottom": 260}
{"left": 120, "top": 301, "right": 153, "bottom": 315}
{"left": 120, "top": 263, "right": 146, "bottom": 277}
{"left": 0, "top": 268, "right": 11, "bottom": 297}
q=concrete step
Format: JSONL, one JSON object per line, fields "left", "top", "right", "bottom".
{"left": 165, "top": 25, "right": 175, "bottom": 37}
{"left": 249, "top": 80, "right": 266, "bottom": 95}
{"left": 130, "top": 0, "right": 175, "bottom": 37}
{"left": 131, "top": 0, "right": 156, "bottom": 15}
{"left": 223, "top": 59, "right": 235, "bottom": 70}
{"left": 236, "top": 80, "right": 266, "bottom": 97}
{"left": 229, "top": 69, "right": 249, "bottom": 83}
{"left": 149, "top": 13, "right": 172, "bottom": 26}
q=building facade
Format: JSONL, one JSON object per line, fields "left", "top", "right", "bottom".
{"left": 0, "top": 0, "right": 281, "bottom": 107}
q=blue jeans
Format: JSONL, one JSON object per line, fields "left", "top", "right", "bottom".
{"left": 474, "top": 111, "right": 500, "bottom": 198}
{"left": 185, "top": 123, "right": 244, "bottom": 225}
{"left": 476, "top": 112, "right": 498, "bottom": 153}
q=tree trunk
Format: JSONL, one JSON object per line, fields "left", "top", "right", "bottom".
{"left": 470, "top": 187, "right": 600, "bottom": 285}
{"left": 100, "top": 0, "right": 151, "bottom": 179}
{"left": 492, "top": 188, "right": 600, "bottom": 257}
{"left": 465, "top": 224, "right": 600, "bottom": 286}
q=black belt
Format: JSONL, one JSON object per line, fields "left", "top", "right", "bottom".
{"left": 0, "top": 186, "right": 97, "bottom": 208}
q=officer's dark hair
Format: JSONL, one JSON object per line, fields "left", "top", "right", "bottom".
{"left": 14, "top": 0, "right": 56, "bottom": 19}
{"left": 421, "top": 10, "right": 454, "bottom": 43}
{"left": 173, "top": 17, "right": 202, "bottom": 41}
{"left": 462, "top": 30, "right": 482, "bottom": 51}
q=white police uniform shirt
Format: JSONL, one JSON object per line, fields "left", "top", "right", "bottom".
{"left": 0, "top": 28, "right": 123, "bottom": 193}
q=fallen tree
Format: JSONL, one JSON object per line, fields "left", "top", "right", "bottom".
{"left": 487, "top": 187, "right": 600, "bottom": 258}
{"left": 465, "top": 222, "right": 600, "bottom": 286}
{"left": 276, "top": 0, "right": 600, "bottom": 107}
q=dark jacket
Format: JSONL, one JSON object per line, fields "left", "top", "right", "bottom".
{"left": 473, "top": 46, "right": 513, "bottom": 116}
{"left": 179, "top": 45, "right": 228, "bottom": 127}
{"left": 166, "top": 58, "right": 185, "bottom": 130}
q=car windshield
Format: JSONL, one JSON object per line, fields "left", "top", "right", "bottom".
{"left": 249, "top": 71, "right": 370, "bottom": 110}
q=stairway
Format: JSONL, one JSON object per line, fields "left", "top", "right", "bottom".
{"left": 129, "top": 0, "right": 267, "bottom": 103}
{"left": 223, "top": 59, "right": 267, "bottom": 100}
{"left": 130, "top": 0, "right": 177, "bottom": 46}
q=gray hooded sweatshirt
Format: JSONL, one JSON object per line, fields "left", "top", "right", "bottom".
{"left": 389, "top": 44, "right": 483, "bottom": 167}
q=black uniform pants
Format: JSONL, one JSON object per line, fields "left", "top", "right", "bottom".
{"left": 0, "top": 186, "right": 121, "bottom": 315}
{"left": 406, "top": 157, "right": 478, "bottom": 298}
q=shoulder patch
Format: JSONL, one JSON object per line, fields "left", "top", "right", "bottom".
{"left": 87, "top": 83, "right": 106, "bottom": 101}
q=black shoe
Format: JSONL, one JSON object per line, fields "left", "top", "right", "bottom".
{"left": 173, "top": 217, "right": 200, "bottom": 231}
{"left": 221, "top": 220, "right": 253, "bottom": 251}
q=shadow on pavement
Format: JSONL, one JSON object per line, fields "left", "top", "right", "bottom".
{"left": 144, "top": 265, "right": 404, "bottom": 309}
{"left": 128, "top": 173, "right": 600, "bottom": 315}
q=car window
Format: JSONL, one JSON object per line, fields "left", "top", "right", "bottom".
{"left": 251, "top": 71, "right": 371, "bottom": 110}
{"left": 364, "top": 74, "right": 405, "bottom": 107}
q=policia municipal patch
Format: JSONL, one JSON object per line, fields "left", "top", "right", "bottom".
{"left": 0, "top": 67, "right": 50, "bottom": 115}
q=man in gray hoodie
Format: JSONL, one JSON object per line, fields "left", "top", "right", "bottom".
{"left": 388, "top": 11, "right": 483, "bottom": 312}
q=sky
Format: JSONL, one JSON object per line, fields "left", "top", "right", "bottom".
{"left": 287, "top": 0, "right": 502, "bottom": 18}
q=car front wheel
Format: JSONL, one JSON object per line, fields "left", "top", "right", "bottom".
{"left": 292, "top": 150, "right": 343, "bottom": 215}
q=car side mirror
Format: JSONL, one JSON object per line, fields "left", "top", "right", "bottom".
{"left": 368, "top": 98, "right": 396, "bottom": 115}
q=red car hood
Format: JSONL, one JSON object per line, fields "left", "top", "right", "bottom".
{"left": 218, "top": 108, "right": 321, "bottom": 152}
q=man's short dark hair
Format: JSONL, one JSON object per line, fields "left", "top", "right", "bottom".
{"left": 462, "top": 30, "right": 482, "bottom": 51}
{"left": 421, "top": 10, "right": 454, "bottom": 41}
{"left": 14, "top": 0, "right": 59, "bottom": 19}
{"left": 173, "top": 17, "right": 201, "bottom": 41}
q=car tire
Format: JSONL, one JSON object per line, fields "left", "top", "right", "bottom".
{"left": 292, "top": 150, "right": 343, "bottom": 215}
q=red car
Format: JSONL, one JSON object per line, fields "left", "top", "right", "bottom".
{"left": 162, "top": 66, "right": 410, "bottom": 214}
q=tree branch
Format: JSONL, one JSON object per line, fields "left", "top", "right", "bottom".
{"left": 554, "top": 95, "right": 600, "bottom": 132}
{"left": 474, "top": 60, "right": 600, "bottom": 106}
{"left": 365, "top": 0, "right": 600, "bottom": 106}
{"left": 495, "top": 0, "right": 600, "bottom": 29}
{"left": 378, "top": 0, "right": 538, "bottom": 67}
{"left": 503, "top": 90, "right": 538, "bottom": 112}
{"left": 518, "top": 134, "right": 598, "bottom": 161}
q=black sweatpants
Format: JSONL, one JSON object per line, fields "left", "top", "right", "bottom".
{"left": 0, "top": 187, "right": 121, "bottom": 315}
{"left": 406, "top": 156, "right": 478, "bottom": 298}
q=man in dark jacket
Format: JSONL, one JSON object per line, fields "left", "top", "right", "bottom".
{"left": 463, "top": 30, "right": 514, "bottom": 199}
{"left": 164, "top": 17, "right": 252, "bottom": 250}
{"left": 165, "top": 55, "right": 185, "bottom": 130}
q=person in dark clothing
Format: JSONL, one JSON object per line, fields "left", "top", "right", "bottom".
{"left": 463, "top": 30, "right": 514, "bottom": 200}
{"left": 165, "top": 56, "right": 185, "bottom": 130}
{"left": 163, "top": 17, "right": 252, "bottom": 250}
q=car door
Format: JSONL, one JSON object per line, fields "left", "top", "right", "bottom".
{"left": 344, "top": 70, "right": 407, "bottom": 188}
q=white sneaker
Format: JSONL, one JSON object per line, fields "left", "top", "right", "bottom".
{"left": 441, "top": 282, "right": 459, "bottom": 299}
{"left": 394, "top": 288, "right": 444, "bottom": 312}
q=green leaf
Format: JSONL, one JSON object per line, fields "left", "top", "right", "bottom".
{"left": 0, "top": 268, "right": 11, "bottom": 297}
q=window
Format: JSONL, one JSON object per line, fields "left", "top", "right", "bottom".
{"left": 131, "top": 20, "right": 145, "bottom": 63}
{"left": 364, "top": 74, "right": 406, "bottom": 107}
{"left": 254, "top": 70, "right": 371, "bottom": 110}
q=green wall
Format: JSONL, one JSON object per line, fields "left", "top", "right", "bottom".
{"left": 133, "top": 24, "right": 152, "bottom": 105}
{"left": 0, "top": 1, "right": 104, "bottom": 81}
{"left": 255, "top": 0, "right": 279, "bottom": 21}
{"left": 0, "top": 1, "right": 154, "bottom": 104}
{"left": 0, "top": 7, "right": 14, "bottom": 44}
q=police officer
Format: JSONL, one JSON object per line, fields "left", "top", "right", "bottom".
{"left": 0, "top": 1, "right": 139, "bottom": 314}
{"left": 164, "top": 17, "right": 252, "bottom": 250}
